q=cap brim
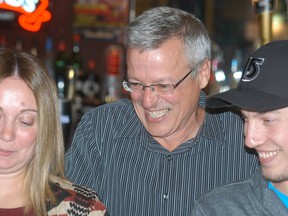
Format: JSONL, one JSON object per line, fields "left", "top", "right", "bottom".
{"left": 206, "top": 88, "right": 288, "bottom": 112}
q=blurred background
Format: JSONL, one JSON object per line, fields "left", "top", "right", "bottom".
{"left": 0, "top": 0, "right": 287, "bottom": 147}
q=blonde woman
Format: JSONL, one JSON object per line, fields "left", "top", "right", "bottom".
{"left": 0, "top": 48, "right": 109, "bottom": 216}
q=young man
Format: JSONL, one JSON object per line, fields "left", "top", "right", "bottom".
{"left": 192, "top": 40, "right": 288, "bottom": 215}
{"left": 65, "top": 7, "right": 258, "bottom": 216}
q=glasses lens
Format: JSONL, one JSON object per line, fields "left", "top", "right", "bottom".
{"left": 153, "top": 84, "right": 174, "bottom": 94}
{"left": 123, "top": 82, "right": 175, "bottom": 95}
{"left": 129, "top": 82, "right": 144, "bottom": 92}
{"left": 122, "top": 81, "right": 133, "bottom": 92}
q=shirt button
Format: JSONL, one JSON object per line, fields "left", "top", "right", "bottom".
{"left": 167, "top": 155, "right": 172, "bottom": 161}
{"left": 163, "top": 194, "right": 169, "bottom": 200}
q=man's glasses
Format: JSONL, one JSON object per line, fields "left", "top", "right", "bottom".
{"left": 122, "top": 66, "right": 197, "bottom": 95}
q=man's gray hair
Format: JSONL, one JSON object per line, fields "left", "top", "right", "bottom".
{"left": 125, "top": 6, "right": 211, "bottom": 76}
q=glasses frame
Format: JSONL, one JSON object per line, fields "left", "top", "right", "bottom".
{"left": 122, "top": 65, "right": 198, "bottom": 94}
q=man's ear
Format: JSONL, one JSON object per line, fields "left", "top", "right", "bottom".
{"left": 198, "top": 59, "right": 211, "bottom": 89}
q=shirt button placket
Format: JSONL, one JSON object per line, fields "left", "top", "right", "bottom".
{"left": 163, "top": 155, "right": 172, "bottom": 201}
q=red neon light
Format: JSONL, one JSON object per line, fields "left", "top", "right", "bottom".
{"left": 0, "top": 0, "right": 51, "bottom": 32}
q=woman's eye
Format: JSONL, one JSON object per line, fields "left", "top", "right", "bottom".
{"left": 19, "top": 120, "right": 34, "bottom": 126}
{"left": 22, "top": 121, "right": 33, "bottom": 126}
{"left": 18, "top": 115, "right": 37, "bottom": 127}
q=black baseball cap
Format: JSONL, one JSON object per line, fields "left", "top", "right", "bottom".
{"left": 206, "top": 40, "right": 288, "bottom": 112}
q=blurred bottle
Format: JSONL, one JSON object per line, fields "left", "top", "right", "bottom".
{"left": 0, "top": 36, "right": 7, "bottom": 51}
{"left": 16, "top": 39, "right": 23, "bottom": 50}
{"left": 271, "top": 0, "right": 286, "bottom": 40}
{"left": 44, "top": 36, "right": 55, "bottom": 78}
{"left": 230, "top": 50, "right": 243, "bottom": 86}
{"left": 70, "top": 33, "right": 82, "bottom": 77}
{"left": 209, "top": 42, "right": 229, "bottom": 94}
{"left": 254, "top": 0, "right": 275, "bottom": 45}
{"left": 55, "top": 39, "right": 75, "bottom": 149}
{"left": 75, "top": 60, "right": 102, "bottom": 113}
{"left": 59, "top": 98, "right": 73, "bottom": 150}
{"left": 55, "top": 39, "right": 68, "bottom": 98}
{"left": 30, "top": 40, "right": 38, "bottom": 57}
{"left": 102, "top": 45, "right": 123, "bottom": 103}
{"left": 83, "top": 60, "right": 102, "bottom": 105}
{"left": 66, "top": 65, "right": 76, "bottom": 100}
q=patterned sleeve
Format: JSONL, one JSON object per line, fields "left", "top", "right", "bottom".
{"left": 47, "top": 181, "right": 109, "bottom": 216}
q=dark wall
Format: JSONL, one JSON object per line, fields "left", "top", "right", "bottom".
{"left": 0, "top": 0, "right": 124, "bottom": 77}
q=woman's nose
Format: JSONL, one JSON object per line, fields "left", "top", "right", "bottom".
{"left": 0, "top": 121, "right": 16, "bottom": 142}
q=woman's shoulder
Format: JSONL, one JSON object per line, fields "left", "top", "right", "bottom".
{"left": 48, "top": 180, "right": 109, "bottom": 215}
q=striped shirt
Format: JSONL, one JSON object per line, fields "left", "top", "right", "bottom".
{"left": 65, "top": 91, "right": 259, "bottom": 216}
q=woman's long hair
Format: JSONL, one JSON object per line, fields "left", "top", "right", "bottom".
{"left": 0, "top": 48, "right": 66, "bottom": 215}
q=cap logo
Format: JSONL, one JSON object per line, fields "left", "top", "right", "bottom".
{"left": 241, "top": 57, "right": 264, "bottom": 82}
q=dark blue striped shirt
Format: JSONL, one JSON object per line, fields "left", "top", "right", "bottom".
{"left": 65, "top": 92, "right": 259, "bottom": 216}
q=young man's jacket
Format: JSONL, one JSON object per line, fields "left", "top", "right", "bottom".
{"left": 192, "top": 169, "right": 288, "bottom": 216}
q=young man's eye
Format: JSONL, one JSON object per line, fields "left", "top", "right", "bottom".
{"left": 264, "top": 119, "right": 273, "bottom": 123}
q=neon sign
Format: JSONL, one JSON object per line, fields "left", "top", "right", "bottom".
{"left": 0, "top": 0, "right": 51, "bottom": 32}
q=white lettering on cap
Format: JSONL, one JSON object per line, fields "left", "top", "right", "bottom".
{"left": 242, "top": 57, "right": 264, "bottom": 82}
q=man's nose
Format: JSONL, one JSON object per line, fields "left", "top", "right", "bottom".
{"left": 141, "top": 86, "right": 158, "bottom": 108}
{"left": 244, "top": 123, "right": 266, "bottom": 149}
